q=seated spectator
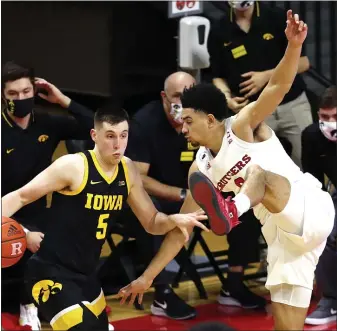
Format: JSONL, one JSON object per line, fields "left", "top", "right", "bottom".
{"left": 121, "top": 71, "right": 264, "bottom": 319}
{"left": 1, "top": 61, "right": 94, "bottom": 329}
{"left": 301, "top": 86, "right": 337, "bottom": 325}
{"left": 115, "top": 71, "right": 197, "bottom": 320}
{"left": 208, "top": 1, "right": 312, "bottom": 168}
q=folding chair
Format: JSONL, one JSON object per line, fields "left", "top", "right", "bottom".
{"left": 172, "top": 225, "right": 268, "bottom": 288}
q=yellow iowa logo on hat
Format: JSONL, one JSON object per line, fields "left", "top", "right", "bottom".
{"left": 38, "top": 134, "right": 49, "bottom": 142}
{"left": 263, "top": 33, "right": 274, "bottom": 40}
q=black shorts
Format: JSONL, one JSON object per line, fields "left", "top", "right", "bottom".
{"left": 25, "top": 256, "right": 108, "bottom": 330}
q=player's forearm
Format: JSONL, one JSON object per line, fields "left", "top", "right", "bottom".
{"left": 142, "top": 227, "right": 186, "bottom": 281}
{"left": 268, "top": 43, "right": 302, "bottom": 92}
{"left": 213, "top": 78, "right": 232, "bottom": 99}
{"left": 141, "top": 175, "right": 182, "bottom": 202}
{"left": 147, "top": 211, "right": 177, "bottom": 235}
{"left": 2, "top": 191, "right": 25, "bottom": 217}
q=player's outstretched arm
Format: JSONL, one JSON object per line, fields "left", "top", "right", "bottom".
{"left": 2, "top": 154, "right": 82, "bottom": 217}
{"left": 125, "top": 157, "right": 208, "bottom": 237}
{"left": 118, "top": 162, "right": 205, "bottom": 305}
{"left": 233, "top": 10, "right": 308, "bottom": 138}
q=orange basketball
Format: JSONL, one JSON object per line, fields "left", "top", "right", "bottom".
{"left": 2, "top": 216, "right": 27, "bottom": 268}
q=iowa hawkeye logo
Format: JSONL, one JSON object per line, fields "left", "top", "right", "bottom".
{"left": 32, "top": 280, "right": 63, "bottom": 305}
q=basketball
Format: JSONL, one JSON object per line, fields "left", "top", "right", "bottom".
{"left": 2, "top": 216, "right": 27, "bottom": 268}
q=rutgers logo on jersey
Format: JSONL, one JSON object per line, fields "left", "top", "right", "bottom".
{"left": 217, "top": 154, "right": 251, "bottom": 191}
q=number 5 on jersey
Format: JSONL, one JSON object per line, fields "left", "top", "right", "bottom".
{"left": 96, "top": 214, "right": 109, "bottom": 240}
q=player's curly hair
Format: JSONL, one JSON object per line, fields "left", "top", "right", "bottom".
{"left": 94, "top": 100, "right": 129, "bottom": 128}
{"left": 181, "top": 83, "right": 229, "bottom": 121}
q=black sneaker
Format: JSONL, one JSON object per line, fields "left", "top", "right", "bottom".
{"left": 217, "top": 285, "right": 266, "bottom": 309}
{"left": 151, "top": 290, "right": 197, "bottom": 320}
{"left": 305, "top": 305, "right": 337, "bottom": 325}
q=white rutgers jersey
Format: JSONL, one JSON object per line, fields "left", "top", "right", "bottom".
{"left": 196, "top": 116, "right": 304, "bottom": 222}
{"left": 196, "top": 116, "right": 333, "bottom": 291}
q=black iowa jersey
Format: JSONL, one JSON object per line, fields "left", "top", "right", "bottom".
{"left": 37, "top": 150, "right": 130, "bottom": 274}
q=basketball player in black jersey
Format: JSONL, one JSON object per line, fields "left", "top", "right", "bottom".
{"left": 2, "top": 104, "right": 208, "bottom": 330}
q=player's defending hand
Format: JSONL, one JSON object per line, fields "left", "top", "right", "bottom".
{"left": 285, "top": 10, "right": 308, "bottom": 47}
{"left": 118, "top": 275, "right": 153, "bottom": 306}
{"left": 169, "top": 209, "right": 209, "bottom": 242}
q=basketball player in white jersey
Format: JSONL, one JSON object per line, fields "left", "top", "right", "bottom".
{"left": 117, "top": 10, "right": 334, "bottom": 330}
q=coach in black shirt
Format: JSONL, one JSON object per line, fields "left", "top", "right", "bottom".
{"left": 123, "top": 71, "right": 264, "bottom": 318}
{"left": 208, "top": 1, "right": 312, "bottom": 167}
{"left": 1, "top": 61, "right": 94, "bottom": 326}
{"left": 2, "top": 62, "right": 94, "bottom": 231}
{"left": 302, "top": 86, "right": 337, "bottom": 325}
{"left": 119, "top": 72, "right": 197, "bottom": 320}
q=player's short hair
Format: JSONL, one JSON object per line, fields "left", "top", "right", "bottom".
{"left": 1, "top": 61, "right": 35, "bottom": 91}
{"left": 319, "top": 86, "right": 337, "bottom": 109}
{"left": 181, "top": 83, "right": 229, "bottom": 121}
{"left": 94, "top": 101, "right": 129, "bottom": 128}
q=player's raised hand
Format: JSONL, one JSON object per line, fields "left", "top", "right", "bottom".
{"left": 168, "top": 209, "right": 209, "bottom": 242}
{"left": 118, "top": 275, "right": 153, "bottom": 306}
{"left": 285, "top": 10, "right": 308, "bottom": 47}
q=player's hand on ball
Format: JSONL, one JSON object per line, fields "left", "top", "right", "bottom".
{"left": 169, "top": 209, "right": 209, "bottom": 242}
{"left": 285, "top": 10, "right": 308, "bottom": 47}
{"left": 118, "top": 275, "right": 153, "bottom": 305}
{"left": 26, "top": 231, "right": 44, "bottom": 253}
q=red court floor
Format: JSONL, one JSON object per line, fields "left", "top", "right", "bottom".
{"left": 111, "top": 300, "right": 336, "bottom": 331}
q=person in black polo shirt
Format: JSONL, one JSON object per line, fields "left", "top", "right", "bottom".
{"left": 1, "top": 61, "right": 94, "bottom": 329}
{"left": 118, "top": 71, "right": 197, "bottom": 320}
{"left": 302, "top": 86, "right": 337, "bottom": 325}
{"left": 122, "top": 71, "right": 264, "bottom": 317}
{"left": 208, "top": 1, "right": 312, "bottom": 168}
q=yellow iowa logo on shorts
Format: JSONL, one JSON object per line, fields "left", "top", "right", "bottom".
{"left": 263, "top": 33, "right": 274, "bottom": 40}
{"left": 32, "top": 280, "right": 63, "bottom": 304}
{"left": 38, "top": 134, "right": 49, "bottom": 143}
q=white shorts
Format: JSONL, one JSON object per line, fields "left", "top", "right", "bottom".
{"left": 269, "top": 283, "right": 312, "bottom": 308}
{"left": 257, "top": 173, "right": 335, "bottom": 290}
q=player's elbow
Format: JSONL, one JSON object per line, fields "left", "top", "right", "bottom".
{"left": 17, "top": 188, "right": 36, "bottom": 207}
{"left": 273, "top": 82, "right": 292, "bottom": 95}
{"left": 144, "top": 223, "right": 158, "bottom": 235}
{"left": 266, "top": 83, "right": 292, "bottom": 102}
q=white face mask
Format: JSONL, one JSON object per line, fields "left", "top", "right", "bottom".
{"left": 170, "top": 103, "right": 183, "bottom": 124}
{"left": 228, "top": 0, "right": 254, "bottom": 11}
{"left": 319, "top": 121, "right": 337, "bottom": 142}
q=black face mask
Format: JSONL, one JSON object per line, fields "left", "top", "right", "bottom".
{"left": 6, "top": 97, "right": 34, "bottom": 118}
